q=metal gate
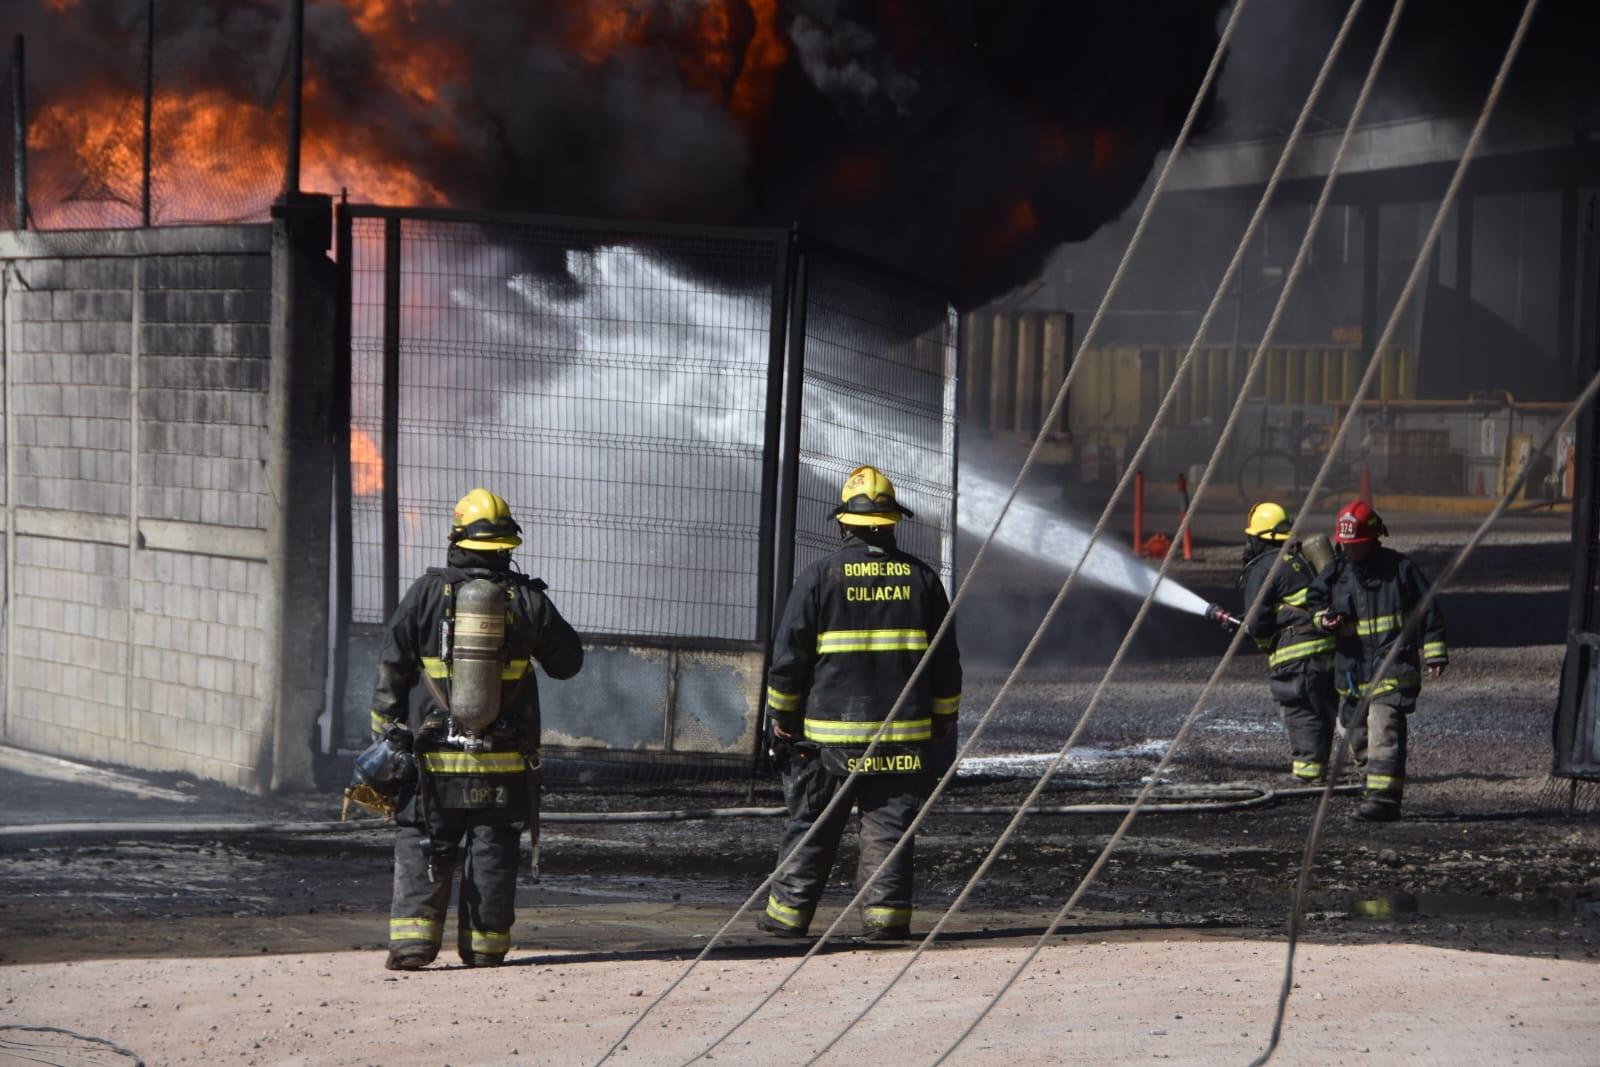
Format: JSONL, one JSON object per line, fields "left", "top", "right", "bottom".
{"left": 328, "top": 205, "right": 957, "bottom": 782}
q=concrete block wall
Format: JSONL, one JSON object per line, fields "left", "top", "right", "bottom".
{"left": 0, "top": 226, "right": 309, "bottom": 792}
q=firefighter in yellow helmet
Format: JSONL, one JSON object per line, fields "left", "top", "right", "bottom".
{"left": 365, "top": 488, "right": 582, "bottom": 970}
{"left": 759, "top": 465, "right": 962, "bottom": 940}
{"left": 1237, "top": 502, "right": 1338, "bottom": 783}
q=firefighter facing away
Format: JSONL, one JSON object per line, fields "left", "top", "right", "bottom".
{"left": 1305, "top": 501, "right": 1447, "bottom": 822}
{"left": 760, "top": 465, "right": 961, "bottom": 940}
{"left": 1237, "top": 502, "right": 1338, "bottom": 782}
{"left": 365, "top": 489, "right": 582, "bottom": 970}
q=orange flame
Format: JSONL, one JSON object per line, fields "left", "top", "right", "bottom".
{"left": 29, "top": 78, "right": 443, "bottom": 226}
{"left": 567, "top": 0, "right": 786, "bottom": 130}
{"left": 568, "top": 2, "right": 650, "bottom": 63}
{"left": 351, "top": 428, "right": 383, "bottom": 497}
{"left": 28, "top": 0, "right": 789, "bottom": 223}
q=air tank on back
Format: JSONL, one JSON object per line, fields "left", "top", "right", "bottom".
{"left": 451, "top": 578, "right": 506, "bottom": 732}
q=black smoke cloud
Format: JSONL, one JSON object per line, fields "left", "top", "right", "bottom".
{"left": 7, "top": 0, "right": 1230, "bottom": 304}
{"left": 1207, "top": 0, "right": 1600, "bottom": 143}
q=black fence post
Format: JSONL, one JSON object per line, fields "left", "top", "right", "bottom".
{"left": 772, "top": 236, "right": 809, "bottom": 635}
{"left": 381, "top": 217, "right": 401, "bottom": 623}
{"left": 11, "top": 35, "right": 25, "bottom": 231}
{"left": 1555, "top": 192, "right": 1600, "bottom": 779}
{"left": 141, "top": 0, "right": 153, "bottom": 227}
{"left": 284, "top": 0, "right": 304, "bottom": 197}
{"left": 330, "top": 198, "right": 353, "bottom": 750}
{"left": 749, "top": 229, "right": 795, "bottom": 785}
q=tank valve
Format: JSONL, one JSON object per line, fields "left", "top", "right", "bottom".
{"left": 1205, "top": 603, "right": 1242, "bottom": 633}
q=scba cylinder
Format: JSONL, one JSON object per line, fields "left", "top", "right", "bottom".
{"left": 451, "top": 578, "right": 506, "bottom": 732}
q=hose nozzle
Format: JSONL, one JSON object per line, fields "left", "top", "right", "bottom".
{"left": 1205, "top": 603, "right": 1242, "bottom": 633}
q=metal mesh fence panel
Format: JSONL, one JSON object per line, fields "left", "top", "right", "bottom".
{"left": 794, "top": 252, "right": 958, "bottom": 582}
{"left": 3, "top": 7, "right": 294, "bottom": 230}
{"left": 337, "top": 215, "right": 962, "bottom": 786}
{"left": 348, "top": 213, "right": 783, "bottom": 642}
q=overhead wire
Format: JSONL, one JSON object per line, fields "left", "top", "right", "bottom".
{"left": 590, "top": 2, "right": 1257, "bottom": 1061}
{"left": 788, "top": 0, "right": 1401, "bottom": 1059}
{"left": 1251, "top": 368, "right": 1596, "bottom": 1067}
{"left": 1252, "top": 173, "right": 1573, "bottom": 1067}
{"left": 928, "top": 1, "right": 1542, "bottom": 1059}
{"left": 691, "top": 1, "right": 1381, "bottom": 1059}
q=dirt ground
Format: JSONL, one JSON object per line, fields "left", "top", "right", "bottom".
{"left": 2, "top": 932, "right": 1595, "bottom": 1065}
{"left": 1, "top": 509, "right": 1597, "bottom": 1064}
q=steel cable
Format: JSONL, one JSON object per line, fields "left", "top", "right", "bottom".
{"left": 928, "top": 1, "right": 1540, "bottom": 1059}
{"left": 1251, "top": 247, "right": 1583, "bottom": 1065}
{"left": 591, "top": 2, "right": 1255, "bottom": 1061}
{"left": 692, "top": 0, "right": 1374, "bottom": 1050}
{"left": 791, "top": 0, "right": 1402, "bottom": 1059}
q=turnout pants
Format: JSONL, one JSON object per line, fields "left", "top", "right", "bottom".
{"left": 390, "top": 803, "right": 526, "bottom": 964}
{"left": 1271, "top": 664, "right": 1337, "bottom": 780}
{"left": 766, "top": 754, "right": 927, "bottom": 935}
{"left": 1339, "top": 694, "right": 1412, "bottom": 803}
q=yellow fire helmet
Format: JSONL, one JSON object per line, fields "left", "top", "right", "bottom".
{"left": 450, "top": 488, "right": 522, "bottom": 550}
{"left": 1244, "top": 501, "right": 1293, "bottom": 541}
{"left": 832, "top": 465, "right": 914, "bottom": 527}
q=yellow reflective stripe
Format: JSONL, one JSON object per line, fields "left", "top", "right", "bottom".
{"left": 1291, "top": 760, "right": 1324, "bottom": 780}
{"left": 765, "top": 895, "right": 810, "bottom": 927}
{"left": 469, "top": 930, "right": 510, "bottom": 953}
{"left": 1423, "top": 641, "right": 1448, "bottom": 661}
{"left": 816, "top": 629, "right": 928, "bottom": 654}
{"left": 419, "top": 751, "right": 526, "bottom": 774}
{"left": 1356, "top": 613, "right": 1404, "bottom": 636}
{"left": 864, "top": 905, "right": 912, "bottom": 924}
{"left": 766, "top": 687, "right": 803, "bottom": 712}
{"left": 1268, "top": 636, "right": 1336, "bottom": 668}
{"left": 390, "top": 917, "right": 441, "bottom": 941}
{"left": 1366, "top": 773, "right": 1402, "bottom": 793}
{"left": 1281, "top": 588, "right": 1309, "bottom": 607}
{"left": 370, "top": 710, "right": 391, "bottom": 735}
{"left": 804, "top": 718, "right": 932, "bottom": 743}
{"left": 1338, "top": 676, "right": 1413, "bottom": 699}
{"left": 420, "top": 657, "right": 526, "bottom": 681}
{"left": 931, "top": 694, "right": 960, "bottom": 716}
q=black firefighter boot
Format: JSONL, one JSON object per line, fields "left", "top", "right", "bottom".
{"left": 1355, "top": 795, "right": 1402, "bottom": 822}
{"left": 384, "top": 949, "right": 434, "bottom": 971}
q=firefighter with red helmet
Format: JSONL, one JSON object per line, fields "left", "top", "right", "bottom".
{"left": 758, "top": 465, "right": 961, "bottom": 940}
{"left": 366, "top": 489, "right": 583, "bottom": 970}
{"left": 1305, "top": 501, "right": 1447, "bottom": 821}
{"left": 1237, "top": 502, "right": 1338, "bottom": 782}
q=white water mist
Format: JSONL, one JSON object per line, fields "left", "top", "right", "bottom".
{"left": 959, "top": 464, "right": 1212, "bottom": 617}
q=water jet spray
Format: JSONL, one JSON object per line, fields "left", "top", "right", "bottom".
{"left": 959, "top": 462, "right": 1229, "bottom": 627}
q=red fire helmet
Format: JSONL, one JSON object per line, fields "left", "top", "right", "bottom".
{"left": 1334, "top": 500, "right": 1387, "bottom": 544}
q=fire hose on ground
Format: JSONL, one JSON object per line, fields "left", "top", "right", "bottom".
{"left": 0, "top": 782, "right": 1359, "bottom": 843}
